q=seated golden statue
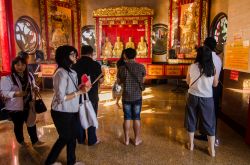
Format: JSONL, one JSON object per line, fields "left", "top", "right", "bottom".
{"left": 125, "top": 37, "right": 135, "bottom": 49}
{"left": 51, "top": 22, "right": 68, "bottom": 50}
{"left": 102, "top": 37, "right": 113, "bottom": 58}
{"left": 137, "top": 36, "right": 147, "bottom": 57}
{"left": 113, "top": 36, "right": 124, "bottom": 57}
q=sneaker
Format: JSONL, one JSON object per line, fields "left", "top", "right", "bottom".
{"left": 74, "top": 161, "right": 85, "bottom": 165}
{"left": 194, "top": 134, "right": 208, "bottom": 141}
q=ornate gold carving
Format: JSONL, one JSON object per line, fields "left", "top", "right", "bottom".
{"left": 201, "top": 0, "right": 208, "bottom": 44}
{"left": 93, "top": 6, "right": 154, "bottom": 17}
{"left": 99, "top": 17, "right": 148, "bottom": 21}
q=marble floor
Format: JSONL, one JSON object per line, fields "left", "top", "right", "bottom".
{"left": 0, "top": 85, "right": 250, "bottom": 165}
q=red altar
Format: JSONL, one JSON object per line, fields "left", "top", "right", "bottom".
{"left": 93, "top": 7, "right": 154, "bottom": 64}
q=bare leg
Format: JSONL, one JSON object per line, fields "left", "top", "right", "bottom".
{"left": 207, "top": 135, "right": 215, "bottom": 157}
{"left": 123, "top": 120, "right": 130, "bottom": 145}
{"left": 133, "top": 120, "right": 142, "bottom": 145}
{"left": 188, "top": 132, "right": 194, "bottom": 151}
{"left": 116, "top": 96, "right": 121, "bottom": 108}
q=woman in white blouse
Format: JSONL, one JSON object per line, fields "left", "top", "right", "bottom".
{"left": 185, "top": 46, "right": 219, "bottom": 157}
{"left": 46, "top": 45, "right": 90, "bottom": 165}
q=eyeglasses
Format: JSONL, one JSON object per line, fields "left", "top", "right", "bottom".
{"left": 70, "top": 52, "right": 76, "bottom": 57}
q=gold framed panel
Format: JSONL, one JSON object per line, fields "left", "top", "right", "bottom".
{"left": 39, "top": 0, "right": 81, "bottom": 60}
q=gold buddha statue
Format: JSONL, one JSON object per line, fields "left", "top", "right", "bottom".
{"left": 113, "top": 36, "right": 123, "bottom": 57}
{"left": 102, "top": 37, "right": 113, "bottom": 58}
{"left": 51, "top": 21, "right": 68, "bottom": 49}
{"left": 137, "top": 36, "right": 147, "bottom": 57}
{"left": 125, "top": 37, "right": 135, "bottom": 49}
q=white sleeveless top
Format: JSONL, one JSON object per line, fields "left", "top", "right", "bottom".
{"left": 188, "top": 63, "right": 214, "bottom": 98}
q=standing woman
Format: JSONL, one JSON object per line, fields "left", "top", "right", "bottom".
{"left": 46, "top": 45, "right": 90, "bottom": 165}
{"left": 0, "top": 56, "right": 42, "bottom": 145}
{"left": 114, "top": 50, "right": 126, "bottom": 108}
{"left": 185, "top": 46, "right": 218, "bottom": 157}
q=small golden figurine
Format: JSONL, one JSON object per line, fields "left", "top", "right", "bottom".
{"left": 137, "top": 36, "right": 147, "bottom": 57}
{"left": 102, "top": 37, "right": 113, "bottom": 58}
{"left": 125, "top": 37, "right": 135, "bottom": 49}
{"left": 113, "top": 36, "right": 124, "bottom": 57}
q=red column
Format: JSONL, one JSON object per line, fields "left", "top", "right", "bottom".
{"left": 0, "top": 0, "right": 15, "bottom": 73}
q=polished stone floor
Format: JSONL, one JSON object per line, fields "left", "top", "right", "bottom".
{"left": 0, "top": 84, "right": 250, "bottom": 165}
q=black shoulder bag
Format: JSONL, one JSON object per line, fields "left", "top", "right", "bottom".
{"left": 125, "top": 64, "right": 145, "bottom": 91}
{"left": 30, "top": 73, "right": 47, "bottom": 114}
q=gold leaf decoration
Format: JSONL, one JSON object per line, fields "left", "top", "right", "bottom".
{"left": 93, "top": 6, "right": 154, "bottom": 17}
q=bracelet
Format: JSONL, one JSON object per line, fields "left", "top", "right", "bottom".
{"left": 73, "top": 92, "right": 77, "bottom": 97}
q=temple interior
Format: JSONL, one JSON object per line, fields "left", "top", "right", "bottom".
{"left": 1, "top": 0, "right": 250, "bottom": 165}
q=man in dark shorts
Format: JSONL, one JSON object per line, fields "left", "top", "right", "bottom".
{"left": 117, "top": 48, "right": 146, "bottom": 146}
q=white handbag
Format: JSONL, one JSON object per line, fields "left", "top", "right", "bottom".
{"left": 79, "top": 93, "right": 98, "bottom": 129}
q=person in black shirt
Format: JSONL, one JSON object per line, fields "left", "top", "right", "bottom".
{"left": 72, "top": 45, "right": 104, "bottom": 145}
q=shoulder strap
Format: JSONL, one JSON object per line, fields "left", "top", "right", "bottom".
{"left": 13, "top": 73, "right": 30, "bottom": 92}
{"left": 190, "top": 73, "right": 203, "bottom": 87}
{"left": 67, "top": 71, "right": 78, "bottom": 91}
{"left": 28, "top": 72, "right": 33, "bottom": 81}
{"left": 125, "top": 64, "right": 142, "bottom": 86}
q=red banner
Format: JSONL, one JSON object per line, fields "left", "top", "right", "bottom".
{"left": 230, "top": 70, "right": 239, "bottom": 81}
{"left": 40, "top": 64, "right": 57, "bottom": 77}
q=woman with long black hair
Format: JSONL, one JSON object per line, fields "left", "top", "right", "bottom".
{"left": 0, "top": 56, "right": 42, "bottom": 146}
{"left": 45, "top": 45, "right": 90, "bottom": 165}
{"left": 185, "top": 46, "right": 219, "bottom": 157}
